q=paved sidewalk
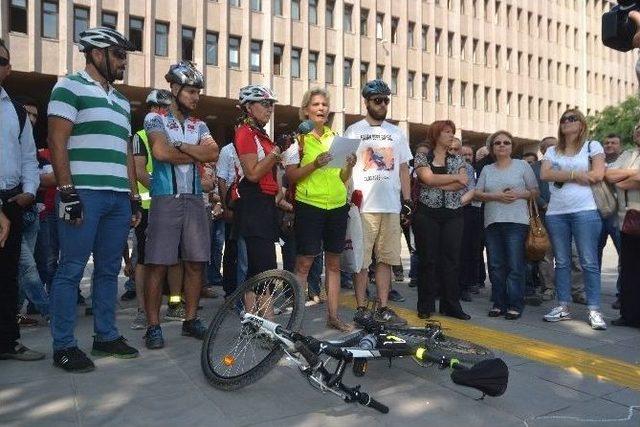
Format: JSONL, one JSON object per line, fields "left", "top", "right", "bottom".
{"left": 0, "top": 243, "right": 638, "bottom": 426}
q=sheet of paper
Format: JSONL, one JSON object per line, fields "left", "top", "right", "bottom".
{"left": 326, "top": 136, "right": 361, "bottom": 168}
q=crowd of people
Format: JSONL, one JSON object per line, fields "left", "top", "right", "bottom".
{"left": 1, "top": 27, "right": 639, "bottom": 374}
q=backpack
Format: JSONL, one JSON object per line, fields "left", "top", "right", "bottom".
{"left": 10, "top": 98, "right": 27, "bottom": 141}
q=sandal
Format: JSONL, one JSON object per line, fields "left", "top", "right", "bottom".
{"left": 326, "top": 317, "right": 355, "bottom": 333}
{"left": 488, "top": 308, "right": 503, "bottom": 317}
{"left": 505, "top": 310, "right": 522, "bottom": 320}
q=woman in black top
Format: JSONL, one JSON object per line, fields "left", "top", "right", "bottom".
{"left": 413, "top": 120, "right": 470, "bottom": 320}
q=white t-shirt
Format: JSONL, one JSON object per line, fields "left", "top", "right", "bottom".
{"left": 216, "top": 143, "right": 241, "bottom": 184}
{"left": 543, "top": 140, "right": 604, "bottom": 215}
{"left": 344, "top": 119, "right": 413, "bottom": 213}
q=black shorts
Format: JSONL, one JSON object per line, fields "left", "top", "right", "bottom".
{"left": 134, "top": 208, "right": 149, "bottom": 265}
{"left": 294, "top": 201, "right": 349, "bottom": 256}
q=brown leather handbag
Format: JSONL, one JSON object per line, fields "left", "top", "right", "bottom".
{"left": 525, "top": 199, "right": 551, "bottom": 261}
{"left": 622, "top": 191, "right": 640, "bottom": 236}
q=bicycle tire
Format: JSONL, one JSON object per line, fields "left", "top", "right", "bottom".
{"left": 386, "top": 327, "right": 494, "bottom": 365}
{"left": 201, "top": 269, "right": 305, "bottom": 390}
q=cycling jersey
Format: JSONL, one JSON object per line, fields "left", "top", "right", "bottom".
{"left": 234, "top": 123, "right": 278, "bottom": 196}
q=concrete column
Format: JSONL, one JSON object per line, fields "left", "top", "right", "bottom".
{"left": 58, "top": 0, "right": 73, "bottom": 77}
{"left": 27, "top": 0, "right": 40, "bottom": 72}
{"left": 169, "top": 0, "right": 180, "bottom": 63}
{"left": 219, "top": 1, "right": 229, "bottom": 97}
{"left": 144, "top": 0, "right": 155, "bottom": 87}
{"left": 263, "top": 0, "right": 274, "bottom": 139}
{"left": 195, "top": 0, "right": 206, "bottom": 78}
{"left": 241, "top": 4, "right": 251, "bottom": 83}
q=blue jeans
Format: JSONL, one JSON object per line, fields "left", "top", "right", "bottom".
{"left": 546, "top": 210, "right": 603, "bottom": 310}
{"left": 207, "top": 219, "right": 225, "bottom": 286}
{"left": 34, "top": 211, "right": 59, "bottom": 292}
{"left": 50, "top": 190, "right": 131, "bottom": 351}
{"left": 18, "top": 211, "right": 50, "bottom": 316}
{"left": 485, "top": 222, "right": 528, "bottom": 313}
{"left": 598, "top": 214, "right": 622, "bottom": 294}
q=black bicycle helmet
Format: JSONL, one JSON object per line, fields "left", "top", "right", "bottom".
{"left": 77, "top": 27, "right": 135, "bottom": 52}
{"left": 361, "top": 79, "right": 391, "bottom": 98}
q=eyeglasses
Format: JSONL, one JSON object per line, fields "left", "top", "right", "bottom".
{"left": 370, "top": 97, "right": 390, "bottom": 105}
{"left": 493, "top": 140, "right": 512, "bottom": 146}
{"left": 560, "top": 115, "right": 579, "bottom": 124}
{"left": 0, "top": 57, "right": 9, "bottom": 67}
{"left": 109, "top": 48, "right": 127, "bottom": 60}
{"left": 258, "top": 100, "right": 275, "bottom": 108}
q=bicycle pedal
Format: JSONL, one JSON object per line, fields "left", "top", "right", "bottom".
{"left": 353, "top": 358, "right": 368, "bottom": 377}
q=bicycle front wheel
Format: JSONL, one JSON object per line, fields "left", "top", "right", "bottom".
{"left": 201, "top": 269, "right": 304, "bottom": 390}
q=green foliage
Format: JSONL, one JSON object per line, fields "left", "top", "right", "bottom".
{"left": 586, "top": 95, "right": 640, "bottom": 147}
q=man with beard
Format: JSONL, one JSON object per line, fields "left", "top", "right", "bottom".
{"left": 47, "top": 27, "right": 140, "bottom": 372}
{"left": 345, "top": 80, "right": 412, "bottom": 326}
{"left": 142, "top": 61, "right": 218, "bottom": 350}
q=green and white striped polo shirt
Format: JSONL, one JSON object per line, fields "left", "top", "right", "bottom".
{"left": 48, "top": 70, "right": 132, "bottom": 192}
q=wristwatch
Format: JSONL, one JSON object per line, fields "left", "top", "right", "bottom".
{"left": 173, "top": 140, "right": 183, "bottom": 150}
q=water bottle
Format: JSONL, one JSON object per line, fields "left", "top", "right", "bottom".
{"left": 358, "top": 334, "right": 377, "bottom": 350}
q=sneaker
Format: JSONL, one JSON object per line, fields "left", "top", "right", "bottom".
{"left": 165, "top": 303, "right": 186, "bottom": 321}
{"left": 182, "top": 318, "right": 207, "bottom": 340}
{"left": 572, "top": 293, "right": 588, "bottom": 305}
{"left": 374, "top": 307, "right": 408, "bottom": 326}
{"left": 543, "top": 306, "right": 571, "bottom": 322}
{"left": 120, "top": 289, "right": 137, "bottom": 301}
{"left": 393, "top": 270, "right": 405, "bottom": 282}
{"left": 589, "top": 310, "right": 607, "bottom": 330}
{"left": 91, "top": 336, "right": 139, "bottom": 359}
{"left": 130, "top": 310, "right": 147, "bottom": 330}
{"left": 16, "top": 315, "right": 38, "bottom": 327}
{"left": 388, "top": 289, "right": 405, "bottom": 302}
{"left": 353, "top": 306, "right": 372, "bottom": 325}
{"left": 326, "top": 317, "right": 355, "bottom": 333}
{"left": 0, "top": 343, "right": 45, "bottom": 361}
{"left": 200, "top": 286, "right": 219, "bottom": 299}
{"left": 144, "top": 325, "right": 164, "bottom": 349}
{"left": 541, "top": 288, "right": 555, "bottom": 301}
{"left": 611, "top": 298, "right": 621, "bottom": 310}
{"left": 53, "top": 347, "right": 95, "bottom": 373}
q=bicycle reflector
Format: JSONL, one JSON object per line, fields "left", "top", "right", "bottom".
{"left": 223, "top": 354, "right": 235, "bottom": 367}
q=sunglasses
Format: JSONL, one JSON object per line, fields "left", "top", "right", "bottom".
{"left": 0, "top": 57, "right": 9, "bottom": 67}
{"left": 258, "top": 100, "right": 275, "bottom": 108}
{"left": 109, "top": 48, "right": 127, "bottom": 60}
{"left": 560, "top": 115, "right": 579, "bottom": 124}
{"left": 493, "top": 140, "right": 512, "bottom": 146}
{"left": 370, "top": 97, "right": 390, "bottom": 105}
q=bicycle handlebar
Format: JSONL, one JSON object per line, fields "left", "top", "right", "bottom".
{"left": 356, "top": 391, "right": 389, "bottom": 414}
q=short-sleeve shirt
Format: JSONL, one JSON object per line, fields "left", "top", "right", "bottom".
{"left": 610, "top": 148, "right": 640, "bottom": 226}
{"left": 344, "top": 119, "right": 413, "bottom": 213}
{"left": 413, "top": 152, "right": 466, "bottom": 213}
{"left": 234, "top": 124, "right": 278, "bottom": 196}
{"left": 543, "top": 140, "right": 604, "bottom": 215}
{"left": 144, "top": 111, "right": 212, "bottom": 196}
{"left": 47, "top": 71, "right": 131, "bottom": 191}
{"left": 216, "top": 143, "right": 241, "bottom": 185}
{"left": 476, "top": 159, "right": 539, "bottom": 228}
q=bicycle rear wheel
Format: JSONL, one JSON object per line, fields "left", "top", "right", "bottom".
{"left": 386, "top": 326, "right": 494, "bottom": 365}
{"left": 201, "top": 269, "right": 304, "bottom": 390}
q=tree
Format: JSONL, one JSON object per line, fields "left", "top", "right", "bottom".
{"left": 586, "top": 95, "right": 640, "bottom": 147}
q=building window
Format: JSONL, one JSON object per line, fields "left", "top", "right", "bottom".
{"left": 376, "top": 65, "right": 384, "bottom": 79}
{"left": 391, "top": 67, "right": 399, "bottom": 94}
{"left": 447, "top": 79, "right": 454, "bottom": 105}
{"left": 230, "top": 0, "right": 240, "bottom": 6}
{"left": 473, "top": 84, "right": 479, "bottom": 109}
{"left": 251, "top": 0, "right": 261, "bottom": 12}
{"left": 422, "top": 73, "right": 429, "bottom": 98}
{"left": 484, "top": 87, "right": 490, "bottom": 111}
{"left": 495, "top": 89, "right": 501, "bottom": 113}
{"left": 506, "top": 47, "right": 512, "bottom": 71}
{"left": 537, "top": 57, "right": 542, "bottom": 79}
{"left": 42, "top": 1, "right": 59, "bottom": 39}
{"left": 273, "top": 44, "right": 283, "bottom": 75}
{"left": 206, "top": 32, "right": 219, "bottom": 65}
{"left": 291, "top": 47, "right": 301, "bottom": 78}
{"left": 155, "top": 21, "right": 169, "bottom": 57}
{"left": 472, "top": 38, "right": 478, "bottom": 62}
{"left": 506, "top": 5, "right": 512, "bottom": 27}
{"left": 102, "top": 11, "right": 117, "bottom": 30}
{"left": 326, "top": 1, "right": 334, "bottom": 28}
{"left": 309, "top": 51, "right": 318, "bottom": 81}
{"left": 408, "top": 71, "right": 415, "bottom": 98}
{"left": 421, "top": 26, "right": 429, "bottom": 51}
{"left": 435, "top": 77, "right": 442, "bottom": 102}
{"left": 528, "top": 96, "right": 534, "bottom": 119}
{"left": 273, "top": 0, "right": 283, "bottom": 16}
{"left": 391, "top": 17, "right": 399, "bottom": 43}
{"left": 461, "top": 0, "right": 467, "bottom": 15}
{"left": 229, "top": 36, "right": 241, "bottom": 68}
{"left": 344, "top": 4, "right": 353, "bottom": 32}
{"left": 460, "top": 81, "right": 467, "bottom": 106}
{"left": 250, "top": 40, "right": 262, "bottom": 72}
{"left": 376, "top": 13, "right": 384, "bottom": 40}
{"left": 495, "top": 45, "right": 500, "bottom": 68}
{"left": 408, "top": 22, "right": 415, "bottom": 48}
{"left": 129, "top": 17, "right": 144, "bottom": 51}
{"left": 495, "top": 0, "right": 501, "bottom": 24}
{"left": 308, "top": 0, "right": 317, "bottom": 24}
{"left": 528, "top": 54, "right": 533, "bottom": 77}
{"left": 292, "top": 0, "right": 301, "bottom": 20}
{"left": 182, "top": 27, "right": 195, "bottom": 61}
{"left": 344, "top": 58, "right": 353, "bottom": 86}
{"left": 326, "top": 54, "right": 335, "bottom": 84}
{"left": 360, "top": 8, "right": 369, "bottom": 36}
{"left": 460, "top": 36, "right": 467, "bottom": 61}
{"left": 483, "top": 42, "right": 489, "bottom": 66}
{"left": 507, "top": 92, "right": 513, "bottom": 115}
{"left": 517, "top": 51, "right": 523, "bottom": 74}
{"left": 360, "top": 62, "right": 369, "bottom": 83}
{"left": 73, "top": 6, "right": 89, "bottom": 43}
{"left": 447, "top": 32, "right": 454, "bottom": 58}
{"left": 10, "top": 0, "right": 28, "bottom": 34}
{"left": 435, "top": 28, "right": 442, "bottom": 55}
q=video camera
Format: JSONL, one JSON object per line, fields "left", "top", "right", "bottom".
{"left": 603, "top": 1, "right": 640, "bottom": 51}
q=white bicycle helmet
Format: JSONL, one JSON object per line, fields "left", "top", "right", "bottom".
{"left": 77, "top": 27, "right": 135, "bottom": 52}
{"left": 146, "top": 89, "right": 173, "bottom": 107}
{"left": 238, "top": 85, "right": 278, "bottom": 105}
{"left": 165, "top": 61, "right": 205, "bottom": 89}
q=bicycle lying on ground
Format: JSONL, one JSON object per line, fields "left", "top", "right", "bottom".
{"left": 201, "top": 270, "right": 509, "bottom": 413}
